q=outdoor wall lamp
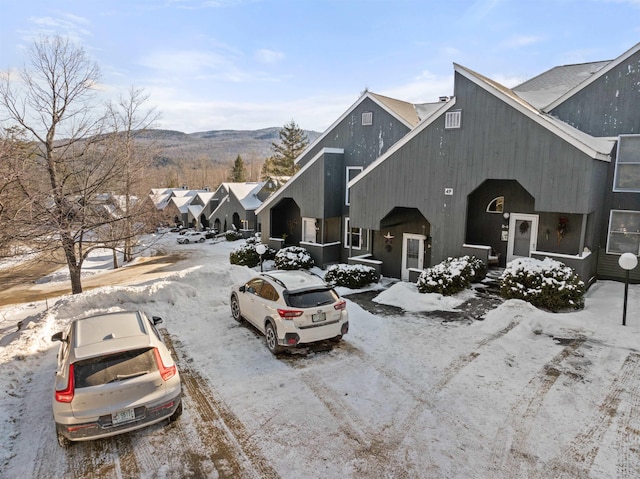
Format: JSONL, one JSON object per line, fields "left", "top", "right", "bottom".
{"left": 502, "top": 212, "right": 510, "bottom": 220}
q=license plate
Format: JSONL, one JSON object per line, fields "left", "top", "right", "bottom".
{"left": 112, "top": 408, "right": 136, "bottom": 425}
{"left": 312, "top": 312, "right": 326, "bottom": 323}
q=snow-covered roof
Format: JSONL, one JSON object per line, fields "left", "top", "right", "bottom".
{"left": 171, "top": 196, "right": 193, "bottom": 213}
{"left": 187, "top": 204, "right": 203, "bottom": 218}
{"left": 226, "top": 182, "right": 265, "bottom": 210}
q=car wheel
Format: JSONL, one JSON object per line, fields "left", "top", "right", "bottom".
{"left": 329, "top": 334, "right": 343, "bottom": 343}
{"left": 57, "top": 430, "right": 71, "bottom": 448}
{"left": 265, "top": 321, "right": 282, "bottom": 354}
{"left": 184, "top": 239, "right": 189, "bottom": 244}
{"left": 230, "top": 294, "right": 242, "bottom": 322}
{"left": 169, "top": 401, "right": 183, "bottom": 422}
{"left": 198, "top": 237, "right": 205, "bottom": 243}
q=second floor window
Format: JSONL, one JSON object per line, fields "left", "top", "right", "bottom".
{"left": 614, "top": 135, "right": 640, "bottom": 192}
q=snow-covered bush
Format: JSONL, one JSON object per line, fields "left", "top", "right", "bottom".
{"left": 230, "top": 242, "right": 275, "bottom": 267}
{"left": 416, "top": 255, "right": 486, "bottom": 296}
{"left": 500, "top": 257, "right": 585, "bottom": 312}
{"left": 274, "top": 246, "right": 314, "bottom": 270}
{"left": 324, "top": 263, "right": 380, "bottom": 289}
{"left": 225, "top": 230, "right": 244, "bottom": 241}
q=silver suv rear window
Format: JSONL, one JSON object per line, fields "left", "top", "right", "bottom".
{"left": 74, "top": 348, "right": 157, "bottom": 388}
{"left": 286, "top": 289, "right": 338, "bottom": 308}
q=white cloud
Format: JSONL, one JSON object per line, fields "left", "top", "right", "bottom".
{"left": 254, "top": 49, "right": 284, "bottom": 65}
{"left": 380, "top": 70, "right": 455, "bottom": 104}
{"left": 501, "top": 35, "right": 544, "bottom": 49}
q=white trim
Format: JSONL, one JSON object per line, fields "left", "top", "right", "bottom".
{"left": 506, "top": 213, "right": 539, "bottom": 263}
{"left": 613, "top": 134, "right": 640, "bottom": 193}
{"left": 402, "top": 233, "right": 426, "bottom": 281}
{"left": 345, "top": 166, "right": 363, "bottom": 205}
{"left": 543, "top": 42, "right": 640, "bottom": 112}
{"left": 344, "top": 217, "right": 362, "bottom": 250}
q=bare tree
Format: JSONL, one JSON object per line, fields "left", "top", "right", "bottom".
{"left": 105, "top": 87, "right": 160, "bottom": 265}
{"left": 0, "top": 35, "right": 128, "bottom": 294}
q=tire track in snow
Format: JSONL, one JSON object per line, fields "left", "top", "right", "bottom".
{"left": 164, "top": 331, "right": 280, "bottom": 479}
{"left": 486, "top": 337, "right": 586, "bottom": 478}
{"left": 542, "top": 352, "right": 640, "bottom": 478}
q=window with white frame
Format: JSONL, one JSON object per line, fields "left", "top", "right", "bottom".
{"left": 361, "top": 111, "right": 373, "bottom": 126}
{"left": 344, "top": 217, "right": 362, "bottom": 250}
{"left": 302, "top": 217, "right": 317, "bottom": 243}
{"left": 614, "top": 135, "right": 640, "bottom": 192}
{"left": 445, "top": 110, "right": 462, "bottom": 129}
{"left": 607, "top": 210, "right": 640, "bottom": 254}
{"left": 486, "top": 196, "right": 504, "bottom": 213}
{"left": 345, "top": 166, "right": 363, "bottom": 205}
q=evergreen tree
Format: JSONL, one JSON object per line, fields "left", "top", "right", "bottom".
{"left": 230, "top": 154, "right": 247, "bottom": 182}
{"left": 266, "top": 120, "right": 309, "bottom": 177}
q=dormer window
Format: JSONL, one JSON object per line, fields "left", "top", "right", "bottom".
{"left": 362, "top": 111, "right": 373, "bottom": 126}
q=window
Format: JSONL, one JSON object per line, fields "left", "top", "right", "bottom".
{"left": 614, "top": 135, "right": 640, "bottom": 192}
{"left": 607, "top": 210, "right": 640, "bottom": 254}
{"left": 259, "top": 283, "right": 279, "bottom": 302}
{"left": 344, "top": 217, "right": 362, "bottom": 250}
{"left": 486, "top": 196, "right": 504, "bottom": 213}
{"left": 445, "top": 110, "right": 462, "bottom": 129}
{"left": 302, "top": 217, "right": 317, "bottom": 243}
{"left": 361, "top": 111, "right": 373, "bottom": 126}
{"left": 345, "top": 166, "right": 363, "bottom": 205}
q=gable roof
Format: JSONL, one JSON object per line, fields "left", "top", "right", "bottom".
{"left": 542, "top": 41, "right": 640, "bottom": 112}
{"left": 226, "top": 182, "right": 265, "bottom": 210}
{"left": 454, "top": 63, "right": 614, "bottom": 160}
{"left": 294, "top": 91, "right": 419, "bottom": 166}
{"left": 513, "top": 61, "right": 610, "bottom": 110}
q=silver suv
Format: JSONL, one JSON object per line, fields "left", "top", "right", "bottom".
{"left": 230, "top": 270, "right": 349, "bottom": 354}
{"left": 51, "top": 311, "right": 182, "bottom": 447}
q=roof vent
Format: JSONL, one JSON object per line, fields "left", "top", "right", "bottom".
{"left": 445, "top": 110, "right": 462, "bottom": 129}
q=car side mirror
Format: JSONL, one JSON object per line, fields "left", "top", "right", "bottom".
{"left": 239, "top": 285, "right": 246, "bottom": 293}
{"left": 152, "top": 316, "right": 163, "bottom": 325}
{"left": 51, "top": 331, "right": 66, "bottom": 343}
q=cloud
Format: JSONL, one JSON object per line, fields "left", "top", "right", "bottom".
{"left": 501, "top": 35, "right": 544, "bottom": 49}
{"left": 380, "top": 70, "right": 455, "bottom": 104}
{"left": 25, "top": 13, "right": 92, "bottom": 42}
{"left": 254, "top": 49, "right": 285, "bottom": 65}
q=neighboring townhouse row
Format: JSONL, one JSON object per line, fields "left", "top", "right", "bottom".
{"left": 256, "top": 41, "right": 640, "bottom": 285}
{"left": 150, "top": 178, "right": 283, "bottom": 233}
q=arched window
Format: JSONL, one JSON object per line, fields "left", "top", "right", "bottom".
{"left": 487, "top": 196, "right": 504, "bottom": 213}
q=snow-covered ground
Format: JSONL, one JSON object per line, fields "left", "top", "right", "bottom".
{"left": 1, "top": 232, "right": 639, "bottom": 478}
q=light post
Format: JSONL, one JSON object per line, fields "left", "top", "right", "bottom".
{"left": 618, "top": 252, "right": 638, "bottom": 326}
{"left": 256, "top": 244, "right": 267, "bottom": 272}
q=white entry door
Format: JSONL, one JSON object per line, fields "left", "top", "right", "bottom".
{"left": 506, "top": 214, "right": 539, "bottom": 263}
{"left": 402, "top": 233, "right": 426, "bottom": 281}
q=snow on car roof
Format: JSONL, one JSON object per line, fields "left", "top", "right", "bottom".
{"left": 264, "top": 270, "right": 327, "bottom": 291}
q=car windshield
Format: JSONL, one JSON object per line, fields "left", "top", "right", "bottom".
{"left": 286, "top": 288, "right": 338, "bottom": 308}
{"left": 74, "top": 348, "right": 157, "bottom": 388}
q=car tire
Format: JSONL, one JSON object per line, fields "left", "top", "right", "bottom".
{"left": 330, "top": 334, "right": 343, "bottom": 343}
{"left": 184, "top": 239, "right": 189, "bottom": 244}
{"left": 57, "top": 430, "right": 71, "bottom": 448}
{"left": 230, "top": 294, "right": 242, "bottom": 322}
{"left": 169, "top": 401, "right": 183, "bottom": 422}
{"left": 198, "top": 238, "right": 205, "bottom": 243}
{"left": 265, "top": 321, "right": 282, "bottom": 354}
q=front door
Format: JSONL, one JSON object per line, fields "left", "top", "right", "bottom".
{"left": 507, "top": 214, "right": 538, "bottom": 263}
{"left": 402, "top": 233, "right": 426, "bottom": 281}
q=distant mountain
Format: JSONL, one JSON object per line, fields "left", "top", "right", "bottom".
{"left": 136, "top": 127, "right": 322, "bottom": 167}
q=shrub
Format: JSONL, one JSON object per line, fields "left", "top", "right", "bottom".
{"left": 230, "top": 242, "right": 275, "bottom": 267}
{"left": 325, "top": 264, "right": 380, "bottom": 289}
{"left": 416, "top": 255, "right": 486, "bottom": 296}
{"left": 225, "top": 230, "right": 244, "bottom": 241}
{"left": 500, "top": 257, "right": 585, "bottom": 312}
{"left": 274, "top": 246, "right": 314, "bottom": 270}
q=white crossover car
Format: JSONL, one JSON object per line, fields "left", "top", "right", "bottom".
{"left": 230, "top": 270, "right": 349, "bottom": 354}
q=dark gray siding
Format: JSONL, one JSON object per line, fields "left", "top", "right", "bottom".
{"left": 550, "top": 49, "right": 640, "bottom": 136}
{"left": 297, "top": 97, "right": 411, "bottom": 169}
{"left": 350, "top": 72, "right": 609, "bottom": 266}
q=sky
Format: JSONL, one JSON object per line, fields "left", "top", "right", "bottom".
{"left": 1, "top": 0, "right": 640, "bottom": 134}
{"left": 2, "top": 233, "right": 640, "bottom": 476}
